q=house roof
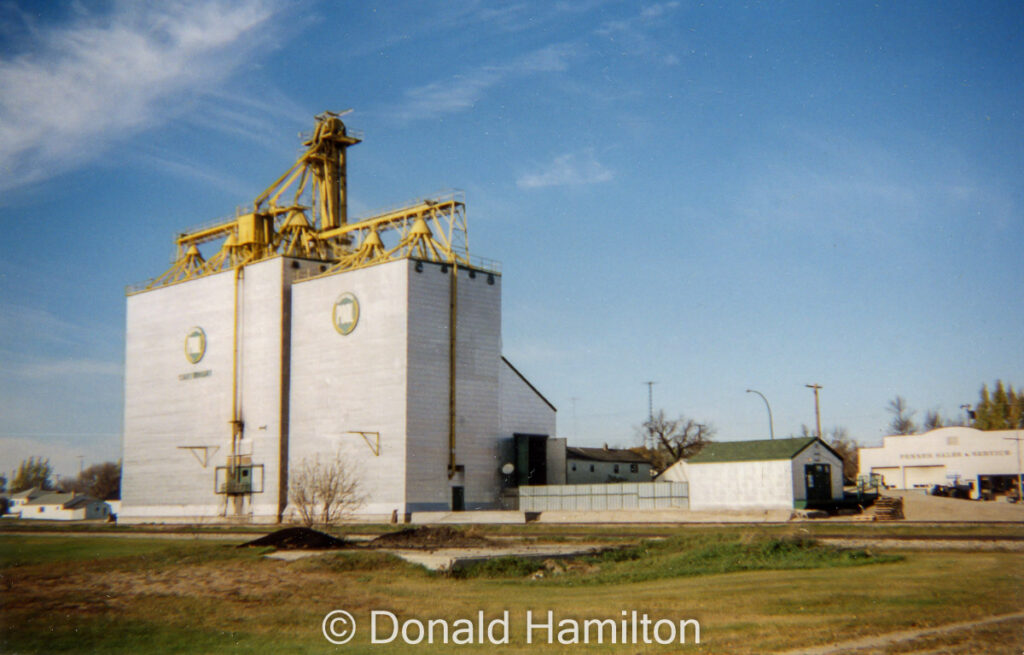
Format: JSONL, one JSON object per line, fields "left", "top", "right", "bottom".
{"left": 64, "top": 495, "right": 102, "bottom": 509}
{"left": 687, "top": 437, "right": 839, "bottom": 464}
{"left": 566, "top": 446, "right": 651, "bottom": 464}
{"left": 9, "top": 486, "right": 47, "bottom": 500}
{"left": 24, "top": 492, "right": 77, "bottom": 507}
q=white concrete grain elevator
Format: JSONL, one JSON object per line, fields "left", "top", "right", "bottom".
{"left": 121, "top": 112, "right": 555, "bottom": 522}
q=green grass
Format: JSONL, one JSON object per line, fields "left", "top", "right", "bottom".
{"left": 1, "top": 526, "right": 1021, "bottom": 654}
{"left": 452, "top": 534, "right": 901, "bottom": 581}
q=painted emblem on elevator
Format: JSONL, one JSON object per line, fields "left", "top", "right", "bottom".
{"left": 184, "top": 326, "right": 207, "bottom": 364}
{"left": 332, "top": 293, "right": 360, "bottom": 335}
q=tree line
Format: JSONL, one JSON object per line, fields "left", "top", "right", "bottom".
{"left": 2, "top": 457, "right": 121, "bottom": 501}
{"left": 887, "top": 380, "right": 1024, "bottom": 435}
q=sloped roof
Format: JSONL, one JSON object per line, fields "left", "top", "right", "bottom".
{"left": 687, "top": 437, "right": 837, "bottom": 464}
{"left": 24, "top": 492, "right": 76, "bottom": 507}
{"left": 566, "top": 446, "right": 651, "bottom": 464}
{"left": 63, "top": 495, "right": 102, "bottom": 509}
{"left": 9, "top": 486, "right": 47, "bottom": 500}
{"left": 501, "top": 356, "right": 556, "bottom": 412}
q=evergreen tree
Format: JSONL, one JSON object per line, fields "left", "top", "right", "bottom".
{"left": 10, "top": 457, "right": 55, "bottom": 493}
{"left": 971, "top": 380, "right": 1024, "bottom": 430}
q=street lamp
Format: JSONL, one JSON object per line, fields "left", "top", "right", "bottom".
{"left": 746, "top": 389, "right": 774, "bottom": 440}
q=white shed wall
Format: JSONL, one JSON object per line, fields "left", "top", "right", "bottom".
{"left": 791, "top": 440, "right": 845, "bottom": 501}
{"left": 688, "top": 460, "right": 794, "bottom": 511}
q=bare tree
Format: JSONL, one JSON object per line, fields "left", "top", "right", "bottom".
{"left": 886, "top": 396, "right": 918, "bottom": 435}
{"left": 289, "top": 452, "right": 364, "bottom": 527}
{"left": 824, "top": 427, "right": 858, "bottom": 484}
{"left": 638, "top": 410, "right": 714, "bottom": 470}
{"left": 60, "top": 461, "right": 121, "bottom": 499}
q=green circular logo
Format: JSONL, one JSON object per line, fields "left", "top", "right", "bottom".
{"left": 332, "top": 293, "right": 359, "bottom": 335}
{"left": 185, "top": 326, "right": 206, "bottom": 364}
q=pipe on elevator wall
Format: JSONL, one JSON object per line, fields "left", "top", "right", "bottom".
{"left": 448, "top": 261, "right": 458, "bottom": 479}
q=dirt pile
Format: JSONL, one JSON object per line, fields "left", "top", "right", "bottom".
{"left": 371, "top": 526, "right": 493, "bottom": 549}
{"left": 240, "top": 527, "right": 348, "bottom": 550}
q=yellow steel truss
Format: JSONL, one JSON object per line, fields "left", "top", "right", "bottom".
{"left": 130, "top": 112, "right": 480, "bottom": 294}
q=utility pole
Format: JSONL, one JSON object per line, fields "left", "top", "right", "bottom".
{"left": 1004, "top": 433, "right": 1023, "bottom": 502}
{"left": 643, "top": 381, "right": 656, "bottom": 449}
{"left": 806, "top": 384, "right": 823, "bottom": 438}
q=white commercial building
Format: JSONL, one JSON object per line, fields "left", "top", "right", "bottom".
{"left": 858, "top": 427, "right": 1023, "bottom": 499}
{"left": 666, "top": 437, "right": 845, "bottom": 511}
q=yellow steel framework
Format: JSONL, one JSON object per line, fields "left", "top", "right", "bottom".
{"left": 133, "top": 111, "right": 478, "bottom": 293}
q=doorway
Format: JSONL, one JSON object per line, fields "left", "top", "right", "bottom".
{"left": 805, "top": 463, "right": 832, "bottom": 501}
{"left": 451, "top": 486, "right": 465, "bottom": 511}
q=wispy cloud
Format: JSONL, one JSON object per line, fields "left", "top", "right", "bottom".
{"left": 0, "top": 0, "right": 281, "bottom": 192}
{"left": 517, "top": 150, "right": 613, "bottom": 189}
{"left": 388, "top": 43, "right": 574, "bottom": 124}
{"left": 732, "top": 130, "right": 1016, "bottom": 239}
{"left": 595, "top": 1, "right": 682, "bottom": 65}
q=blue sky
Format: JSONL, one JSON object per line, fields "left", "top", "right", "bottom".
{"left": 1, "top": 0, "right": 1022, "bottom": 478}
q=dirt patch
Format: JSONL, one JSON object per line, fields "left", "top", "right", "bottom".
{"left": 370, "top": 526, "right": 493, "bottom": 550}
{"left": 239, "top": 527, "right": 347, "bottom": 550}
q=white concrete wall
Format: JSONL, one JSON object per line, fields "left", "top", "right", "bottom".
{"left": 122, "top": 257, "right": 302, "bottom": 522}
{"left": 858, "top": 427, "right": 1022, "bottom": 495}
{"left": 289, "top": 259, "right": 411, "bottom": 518}
{"left": 791, "top": 440, "right": 845, "bottom": 501}
{"left": 499, "top": 360, "right": 556, "bottom": 438}
{"left": 122, "top": 269, "right": 237, "bottom": 520}
{"left": 407, "top": 262, "right": 503, "bottom": 511}
{"left": 688, "top": 460, "right": 794, "bottom": 511}
{"left": 123, "top": 251, "right": 549, "bottom": 522}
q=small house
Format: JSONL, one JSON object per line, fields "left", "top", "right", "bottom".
{"left": 565, "top": 446, "right": 652, "bottom": 484}
{"left": 20, "top": 492, "right": 112, "bottom": 520}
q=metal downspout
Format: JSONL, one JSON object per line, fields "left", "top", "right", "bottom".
{"left": 448, "top": 262, "right": 458, "bottom": 479}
